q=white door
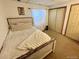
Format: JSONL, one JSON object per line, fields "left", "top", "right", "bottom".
{"left": 48, "top": 9, "right": 57, "bottom": 31}
{"left": 66, "top": 5, "right": 79, "bottom": 41}
{"left": 56, "top": 8, "right": 66, "bottom": 33}
{"left": 49, "top": 8, "right": 66, "bottom": 33}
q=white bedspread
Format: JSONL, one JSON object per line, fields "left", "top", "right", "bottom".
{"left": 17, "top": 30, "right": 51, "bottom": 50}
{"left": 0, "top": 27, "right": 37, "bottom": 59}
{"left": 0, "top": 27, "right": 51, "bottom": 59}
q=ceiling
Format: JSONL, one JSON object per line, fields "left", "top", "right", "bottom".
{"left": 20, "top": 0, "right": 71, "bottom": 7}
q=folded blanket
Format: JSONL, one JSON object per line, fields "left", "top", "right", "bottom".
{"left": 17, "top": 30, "right": 51, "bottom": 50}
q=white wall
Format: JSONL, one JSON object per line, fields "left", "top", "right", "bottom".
{"left": 49, "top": 0, "right": 79, "bottom": 35}
{"left": 4, "top": 0, "right": 48, "bottom": 18}
{"left": 26, "top": 3, "right": 48, "bottom": 9}
{"left": 0, "top": 0, "right": 8, "bottom": 49}
{"left": 46, "top": 10, "right": 48, "bottom": 26}
{"left": 4, "top": 0, "right": 32, "bottom": 18}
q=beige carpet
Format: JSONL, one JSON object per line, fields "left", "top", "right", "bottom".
{"left": 44, "top": 29, "right": 79, "bottom": 59}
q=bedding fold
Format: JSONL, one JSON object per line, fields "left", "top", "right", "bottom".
{"left": 17, "top": 30, "right": 51, "bottom": 50}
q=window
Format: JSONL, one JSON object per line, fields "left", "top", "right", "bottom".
{"left": 31, "top": 9, "right": 46, "bottom": 30}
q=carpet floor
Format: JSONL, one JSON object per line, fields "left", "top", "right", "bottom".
{"left": 44, "top": 29, "right": 79, "bottom": 59}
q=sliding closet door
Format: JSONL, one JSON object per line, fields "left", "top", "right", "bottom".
{"left": 66, "top": 5, "right": 79, "bottom": 41}
{"left": 49, "top": 7, "right": 66, "bottom": 33}
{"left": 56, "top": 8, "right": 66, "bottom": 33}
{"left": 48, "top": 9, "right": 57, "bottom": 31}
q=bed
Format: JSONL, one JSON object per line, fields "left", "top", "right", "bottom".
{"left": 0, "top": 17, "right": 55, "bottom": 59}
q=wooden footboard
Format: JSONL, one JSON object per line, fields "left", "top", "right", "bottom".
{"left": 17, "top": 39, "right": 55, "bottom": 59}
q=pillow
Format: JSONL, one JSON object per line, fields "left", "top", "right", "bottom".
{"left": 10, "top": 23, "right": 32, "bottom": 31}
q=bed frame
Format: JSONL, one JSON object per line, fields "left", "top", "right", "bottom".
{"left": 7, "top": 17, "right": 56, "bottom": 59}
{"left": 17, "top": 39, "right": 55, "bottom": 59}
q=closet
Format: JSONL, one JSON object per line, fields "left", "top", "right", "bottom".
{"left": 66, "top": 4, "right": 79, "bottom": 41}
{"left": 48, "top": 7, "right": 66, "bottom": 33}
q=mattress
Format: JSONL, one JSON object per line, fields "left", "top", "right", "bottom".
{"left": 0, "top": 27, "right": 52, "bottom": 59}
{"left": 0, "top": 27, "right": 37, "bottom": 59}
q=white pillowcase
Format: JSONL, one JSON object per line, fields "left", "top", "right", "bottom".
{"left": 10, "top": 23, "right": 32, "bottom": 31}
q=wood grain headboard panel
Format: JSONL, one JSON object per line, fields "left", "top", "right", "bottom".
{"left": 7, "top": 17, "right": 33, "bottom": 25}
{"left": 7, "top": 17, "right": 33, "bottom": 30}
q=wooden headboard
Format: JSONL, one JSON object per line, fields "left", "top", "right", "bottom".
{"left": 7, "top": 17, "right": 33, "bottom": 25}
{"left": 7, "top": 17, "right": 33, "bottom": 29}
